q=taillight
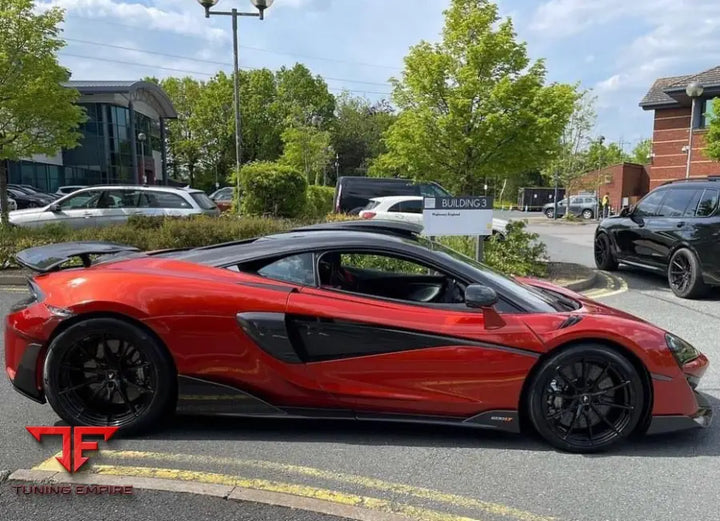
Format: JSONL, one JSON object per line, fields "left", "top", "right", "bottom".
{"left": 361, "top": 212, "right": 376, "bottom": 219}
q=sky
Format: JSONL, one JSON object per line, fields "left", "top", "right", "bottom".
{"left": 36, "top": 0, "right": 720, "bottom": 154}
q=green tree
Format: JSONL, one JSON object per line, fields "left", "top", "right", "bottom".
{"left": 160, "top": 77, "right": 203, "bottom": 186}
{"left": 541, "top": 90, "right": 596, "bottom": 197}
{"left": 280, "top": 124, "right": 334, "bottom": 185}
{"left": 370, "top": 0, "right": 577, "bottom": 194}
{"left": 585, "top": 139, "right": 629, "bottom": 169}
{"left": 630, "top": 138, "right": 652, "bottom": 164}
{"left": 275, "top": 64, "right": 335, "bottom": 128}
{"left": 0, "top": 0, "right": 85, "bottom": 225}
{"left": 331, "top": 94, "right": 396, "bottom": 180}
{"left": 240, "top": 68, "right": 283, "bottom": 162}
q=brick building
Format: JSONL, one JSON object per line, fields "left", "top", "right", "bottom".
{"left": 640, "top": 66, "right": 720, "bottom": 189}
{"left": 572, "top": 162, "right": 649, "bottom": 212}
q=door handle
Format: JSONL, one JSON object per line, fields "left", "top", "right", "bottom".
{"left": 676, "top": 221, "right": 685, "bottom": 228}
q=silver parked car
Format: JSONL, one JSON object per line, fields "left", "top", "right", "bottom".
{"left": 9, "top": 185, "right": 219, "bottom": 229}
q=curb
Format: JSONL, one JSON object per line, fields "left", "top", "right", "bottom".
{"left": 0, "top": 270, "right": 29, "bottom": 287}
{"left": 560, "top": 270, "right": 598, "bottom": 293}
{"left": 7, "top": 469, "right": 412, "bottom": 521}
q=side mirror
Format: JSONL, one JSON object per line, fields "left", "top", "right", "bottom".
{"left": 619, "top": 207, "right": 630, "bottom": 218}
{"left": 48, "top": 204, "right": 61, "bottom": 212}
{"left": 465, "top": 284, "right": 498, "bottom": 309}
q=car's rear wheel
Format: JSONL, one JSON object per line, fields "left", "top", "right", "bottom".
{"left": 527, "top": 345, "right": 645, "bottom": 452}
{"left": 668, "top": 248, "right": 708, "bottom": 299}
{"left": 44, "top": 318, "right": 176, "bottom": 435}
{"left": 582, "top": 209, "right": 594, "bottom": 220}
{"left": 594, "top": 233, "right": 618, "bottom": 271}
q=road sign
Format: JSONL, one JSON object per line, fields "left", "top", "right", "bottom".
{"left": 422, "top": 196, "right": 494, "bottom": 237}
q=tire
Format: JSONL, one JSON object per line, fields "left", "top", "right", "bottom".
{"left": 545, "top": 209, "right": 554, "bottom": 219}
{"left": 668, "top": 248, "right": 708, "bottom": 299}
{"left": 44, "top": 318, "right": 176, "bottom": 435}
{"left": 527, "top": 344, "right": 645, "bottom": 453}
{"left": 594, "top": 233, "right": 618, "bottom": 271}
{"left": 582, "top": 209, "right": 594, "bottom": 220}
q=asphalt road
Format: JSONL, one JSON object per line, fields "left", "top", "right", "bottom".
{"left": 1, "top": 222, "right": 720, "bottom": 521}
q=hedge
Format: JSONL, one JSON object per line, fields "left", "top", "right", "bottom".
{"left": 303, "top": 185, "right": 335, "bottom": 219}
{"left": 240, "top": 161, "right": 307, "bottom": 218}
{"left": 0, "top": 217, "right": 546, "bottom": 277}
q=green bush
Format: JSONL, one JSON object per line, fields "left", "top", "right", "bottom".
{"left": 303, "top": 185, "right": 335, "bottom": 219}
{"left": 240, "top": 161, "right": 307, "bottom": 218}
{"left": 436, "top": 221, "right": 547, "bottom": 277}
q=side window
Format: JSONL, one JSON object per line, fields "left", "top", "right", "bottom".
{"left": 683, "top": 190, "right": 703, "bottom": 217}
{"left": 59, "top": 191, "right": 101, "bottom": 210}
{"left": 257, "top": 253, "right": 315, "bottom": 286}
{"left": 387, "top": 203, "right": 403, "bottom": 213}
{"left": 420, "top": 184, "right": 451, "bottom": 198}
{"left": 657, "top": 189, "right": 699, "bottom": 217}
{"left": 141, "top": 191, "right": 192, "bottom": 209}
{"left": 400, "top": 200, "right": 422, "bottom": 214}
{"left": 696, "top": 189, "right": 719, "bottom": 217}
{"left": 634, "top": 190, "right": 666, "bottom": 217}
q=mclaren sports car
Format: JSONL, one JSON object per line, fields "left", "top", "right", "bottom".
{"left": 4, "top": 221, "right": 712, "bottom": 452}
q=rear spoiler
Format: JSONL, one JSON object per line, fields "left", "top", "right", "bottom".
{"left": 15, "top": 242, "right": 140, "bottom": 273}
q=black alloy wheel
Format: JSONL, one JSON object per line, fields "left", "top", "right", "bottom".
{"left": 594, "top": 233, "right": 618, "bottom": 271}
{"left": 528, "top": 345, "right": 645, "bottom": 452}
{"left": 44, "top": 318, "right": 176, "bottom": 434}
{"left": 668, "top": 248, "right": 707, "bottom": 299}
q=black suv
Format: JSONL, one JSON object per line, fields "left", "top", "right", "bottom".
{"left": 594, "top": 178, "right": 720, "bottom": 298}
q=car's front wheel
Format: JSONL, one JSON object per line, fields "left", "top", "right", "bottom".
{"left": 545, "top": 209, "right": 554, "bottom": 219}
{"left": 594, "top": 233, "right": 618, "bottom": 271}
{"left": 527, "top": 344, "right": 645, "bottom": 452}
{"left": 44, "top": 318, "right": 176, "bottom": 435}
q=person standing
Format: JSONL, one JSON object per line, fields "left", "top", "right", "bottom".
{"left": 602, "top": 192, "right": 610, "bottom": 218}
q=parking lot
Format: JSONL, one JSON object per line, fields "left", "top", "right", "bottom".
{"left": 1, "top": 219, "right": 719, "bottom": 521}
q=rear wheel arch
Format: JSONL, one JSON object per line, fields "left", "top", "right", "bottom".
{"left": 47, "top": 311, "right": 177, "bottom": 375}
{"left": 519, "top": 338, "right": 654, "bottom": 436}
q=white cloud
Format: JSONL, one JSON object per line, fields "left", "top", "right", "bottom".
{"left": 37, "top": 0, "right": 226, "bottom": 41}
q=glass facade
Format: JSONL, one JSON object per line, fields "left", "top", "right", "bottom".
{"left": 9, "top": 102, "right": 163, "bottom": 192}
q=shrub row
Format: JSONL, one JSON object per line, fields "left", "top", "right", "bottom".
{"left": 0, "top": 217, "right": 546, "bottom": 277}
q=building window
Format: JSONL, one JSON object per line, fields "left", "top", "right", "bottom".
{"left": 700, "top": 98, "right": 716, "bottom": 129}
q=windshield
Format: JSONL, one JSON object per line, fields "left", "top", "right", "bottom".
{"left": 190, "top": 192, "right": 217, "bottom": 210}
{"left": 418, "top": 237, "right": 570, "bottom": 312}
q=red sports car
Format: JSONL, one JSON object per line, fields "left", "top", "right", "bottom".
{"left": 5, "top": 221, "right": 712, "bottom": 452}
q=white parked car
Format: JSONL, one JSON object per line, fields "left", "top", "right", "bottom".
{"left": 10, "top": 185, "right": 219, "bottom": 229}
{"left": 2, "top": 197, "right": 17, "bottom": 212}
{"left": 358, "top": 196, "right": 508, "bottom": 238}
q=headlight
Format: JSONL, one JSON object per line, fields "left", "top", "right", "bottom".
{"left": 9, "top": 279, "right": 45, "bottom": 313}
{"left": 665, "top": 333, "right": 700, "bottom": 366}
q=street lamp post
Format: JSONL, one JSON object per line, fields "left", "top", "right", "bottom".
{"left": 685, "top": 81, "right": 705, "bottom": 179}
{"left": 197, "top": 0, "right": 274, "bottom": 197}
{"left": 137, "top": 132, "right": 147, "bottom": 184}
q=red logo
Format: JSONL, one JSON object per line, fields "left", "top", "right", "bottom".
{"left": 26, "top": 426, "right": 119, "bottom": 472}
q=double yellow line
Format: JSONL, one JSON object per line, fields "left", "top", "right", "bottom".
{"left": 34, "top": 450, "right": 555, "bottom": 521}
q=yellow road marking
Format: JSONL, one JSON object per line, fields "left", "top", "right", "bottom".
{"left": 583, "top": 272, "right": 628, "bottom": 299}
{"left": 73, "top": 463, "right": 485, "bottom": 521}
{"left": 35, "top": 451, "right": 553, "bottom": 521}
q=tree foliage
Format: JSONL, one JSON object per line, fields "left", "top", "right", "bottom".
{"left": 704, "top": 99, "right": 720, "bottom": 161}
{"left": 630, "top": 138, "right": 652, "bottom": 164}
{"left": 370, "top": 0, "right": 578, "bottom": 195}
{"left": 280, "top": 124, "right": 334, "bottom": 185}
{"left": 0, "top": 0, "right": 85, "bottom": 224}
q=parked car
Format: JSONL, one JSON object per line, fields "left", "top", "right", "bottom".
{"left": 358, "top": 195, "right": 508, "bottom": 238}
{"left": 9, "top": 184, "right": 57, "bottom": 204}
{"left": 543, "top": 195, "right": 598, "bottom": 219}
{"left": 9, "top": 185, "right": 219, "bottom": 229}
{"left": 56, "top": 185, "right": 87, "bottom": 196}
{"left": 209, "top": 186, "right": 234, "bottom": 212}
{"left": 7, "top": 188, "right": 46, "bottom": 209}
{"left": 1, "top": 197, "right": 17, "bottom": 212}
{"left": 6, "top": 220, "right": 711, "bottom": 452}
{"left": 595, "top": 178, "right": 720, "bottom": 298}
{"left": 334, "top": 176, "right": 452, "bottom": 214}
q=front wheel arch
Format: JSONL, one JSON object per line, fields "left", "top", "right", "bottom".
{"left": 518, "top": 338, "right": 653, "bottom": 437}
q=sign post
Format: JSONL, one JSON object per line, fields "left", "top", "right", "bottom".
{"left": 423, "top": 196, "right": 494, "bottom": 262}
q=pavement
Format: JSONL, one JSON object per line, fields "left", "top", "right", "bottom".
{"left": 2, "top": 221, "right": 720, "bottom": 521}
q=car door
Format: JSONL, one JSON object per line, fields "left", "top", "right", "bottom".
{"left": 44, "top": 190, "right": 103, "bottom": 229}
{"left": 636, "top": 188, "right": 702, "bottom": 268}
{"left": 609, "top": 189, "right": 667, "bottom": 264}
{"left": 96, "top": 189, "right": 143, "bottom": 226}
{"left": 625, "top": 189, "right": 669, "bottom": 266}
{"left": 398, "top": 199, "right": 423, "bottom": 225}
{"left": 285, "top": 250, "right": 542, "bottom": 418}
{"left": 142, "top": 190, "right": 195, "bottom": 217}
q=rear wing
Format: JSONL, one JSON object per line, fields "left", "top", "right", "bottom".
{"left": 15, "top": 242, "right": 140, "bottom": 273}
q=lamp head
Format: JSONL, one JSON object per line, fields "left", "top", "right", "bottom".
{"left": 196, "top": 0, "right": 219, "bottom": 17}
{"left": 686, "top": 81, "right": 705, "bottom": 99}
